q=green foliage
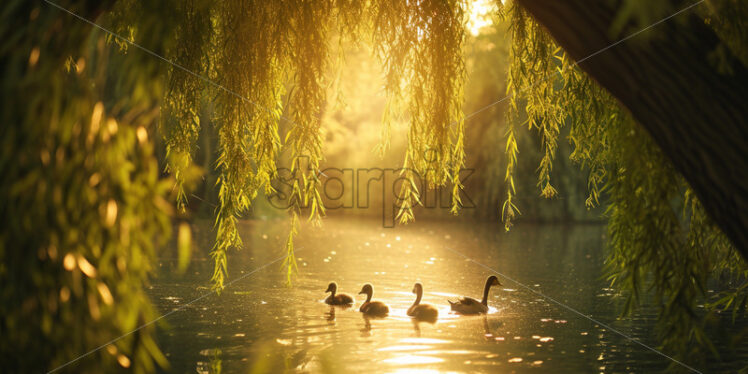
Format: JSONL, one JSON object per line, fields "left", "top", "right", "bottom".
{"left": 0, "top": 2, "right": 174, "bottom": 371}
{"left": 7, "top": 0, "right": 747, "bottom": 371}
{"left": 155, "top": 0, "right": 472, "bottom": 288}
{"left": 283, "top": 1, "right": 333, "bottom": 262}
{"left": 502, "top": 1, "right": 748, "bottom": 364}
{"left": 461, "top": 8, "right": 603, "bottom": 224}
{"left": 370, "top": 0, "right": 469, "bottom": 221}
{"left": 504, "top": 2, "right": 567, "bottom": 230}
{"left": 160, "top": 0, "right": 212, "bottom": 212}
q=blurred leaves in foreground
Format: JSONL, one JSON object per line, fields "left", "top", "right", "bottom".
{"left": 0, "top": 1, "right": 180, "bottom": 372}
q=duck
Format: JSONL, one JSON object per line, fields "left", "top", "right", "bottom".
{"left": 324, "top": 282, "right": 354, "bottom": 305}
{"left": 407, "top": 283, "right": 438, "bottom": 322}
{"left": 358, "top": 284, "right": 389, "bottom": 317}
{"left": 448, "top": 275, "right": 502, "bottom": 315}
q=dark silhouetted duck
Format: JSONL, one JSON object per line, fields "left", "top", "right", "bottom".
{"left": 448, "top": 275, "right": 501, "bottom": 315}
{"left": 324, "top": 282, "right": 354, "bottom": 305}
{"left": 358, "top": 284, "right": 389, "bottom": 316}
{"left": 407, "top": 283, "right": 438, "bottom": 322}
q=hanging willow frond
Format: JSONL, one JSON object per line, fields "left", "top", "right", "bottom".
{"left": 503, "top": 2, "right": 745, "bottom": 360}
{"left": 209, "top": 0, "right": 292, "bottom": 291}
{"left": 285, "top": 0, "right": 332, "bottom": 227}
{"left": 157, "top": 1, "right": 471, "bottom": 289}
{"left": 160, "top": 0, "right": 212, "bottom": 211}
{"left": 371, "top": 0, "right": 469, "bottom": 222}
{"left": 158, "top": 0, "right": 475, "bottom": 289}
{"left": 506, "top": 4, "right": 563, "bottom": 202}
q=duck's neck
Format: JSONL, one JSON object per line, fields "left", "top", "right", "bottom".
{"left": 481, "top": 279, "right": 494, "bottom": 306}
{"left": 364, "top": 291, "right": 372, "bottom": 303}
{"left": 329, "top": 287, "right": 336, "bottom": 297}
{"left": 412, "top": 288, "right": 422, "bottom": 306}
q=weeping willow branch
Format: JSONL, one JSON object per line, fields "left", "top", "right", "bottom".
{"left": 211, "top": 1, "right": 266, "bottom": 291}
{"left": 280, "top": 2, "right": 333, "bottom": 280}
{"left": 372, "top": 0, "right": 469, "bottom": 222}
{"left": 159, "top": 1, "right": 471, "bottom": 289}
{"left": 160, "top": 0, "right": 211, "bottom": 211}
{"left": 506, "top": 5, "right": 563, "bottom": 202}
{"left": 501, "top": 117, "right": 519, "bottom": 231}
{"left": 504, "top": 1, "right": 747, "bottom": 361}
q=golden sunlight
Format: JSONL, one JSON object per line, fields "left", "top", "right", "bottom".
{"left": 11, "top": 1, "right": 748, "bottom": 373}
{"left": 467, "top": 0, "right": 497, "bottom": 36}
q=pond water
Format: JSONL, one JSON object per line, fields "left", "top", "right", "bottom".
{"left": 149, "top": 216, "right": 746, "bottom": 373}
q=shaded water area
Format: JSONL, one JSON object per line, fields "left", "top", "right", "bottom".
{"left": 149, "top": 217, "right": 747, "bottom": 373}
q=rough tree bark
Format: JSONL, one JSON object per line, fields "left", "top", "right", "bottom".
{"left": 517, "top": 0, "right": 748, "bottom": 258}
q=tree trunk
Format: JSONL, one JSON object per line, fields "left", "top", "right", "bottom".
{"left": 516, "top": 0, "right": 748, "bottom": 258}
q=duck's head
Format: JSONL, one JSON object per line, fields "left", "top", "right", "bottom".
{"left": 487, "top": 275, "right": 502, "bottom": 287}
{"left": 359, "top": 283, "right": 373, "bottom": 296}
{"left": 412, "top": 283, "right": 423, "bottom": 294}
{"left": 325, "top": 282, "right": 337, "bottom": 293}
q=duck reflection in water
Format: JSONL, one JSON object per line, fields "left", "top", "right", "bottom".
{"left": 325, "top": 306, "right": 336, "bottom": 323}
{"left": 360, "top": 315, "right": 373, "bottom": 337}
{"left": 482, "top": 315, "right": 505, "bottom": 342}
{"left": 411, "top": 319, "right": 423, "bottom": 337}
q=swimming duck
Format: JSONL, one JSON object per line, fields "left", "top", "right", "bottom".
{"left": 324, "top": 282, "right": 354, "bottom": 305}
{"left": 448, "top": 275, "right": 502, "bottom": 315}
{"left": 407, "top": 283, "right": 438, "bottom": 322}
{"left": 358, "top": 284, "right": 389, "bottom": 316}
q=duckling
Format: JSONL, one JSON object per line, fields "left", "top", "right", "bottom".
{"left": 358, "top": 284, "right": 389, "bottom": 317}
{"left": 448, "top": 275, "right": 502, "bottom": 315}
{"left": 407, "top": 283, "right": 438, "bottom": 322}
{"left": 324, "top": 282, "right": 354, "bottom": 305}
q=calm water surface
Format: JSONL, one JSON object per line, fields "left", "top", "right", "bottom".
{"left": 149, "top": 217, "right": 745, "bottom": 373}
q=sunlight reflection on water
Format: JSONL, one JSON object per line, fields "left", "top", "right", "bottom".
{"left": 151, "top": 216, "right": 747, "bottom": 373}
{"left": 382, "top": 355, "right": 445, "bottom": 365}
